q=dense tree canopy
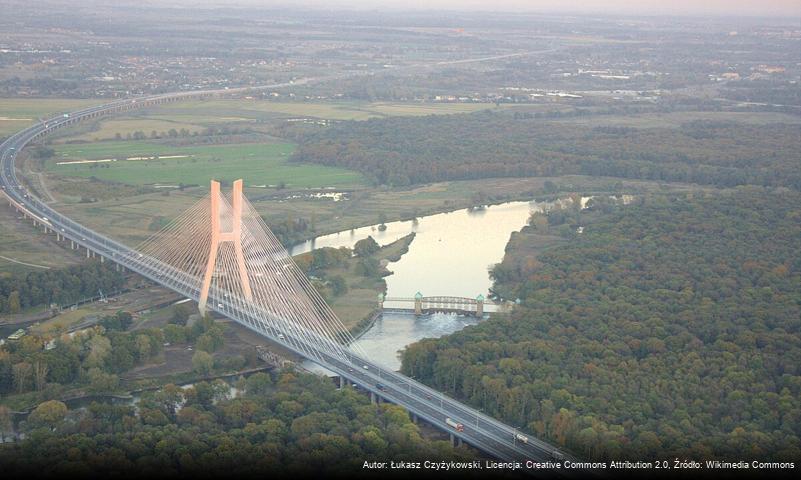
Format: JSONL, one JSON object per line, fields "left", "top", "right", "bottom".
{"left": 287, "top": 111, "right": 801, "bottom": 190}
{"left": 402, "top": 188, "right": 801, "bottom": 461}
{"left": 0, "top": 311, "right": 233, "bottom": 399}
{"left": 0, "top": 261, "right": 125, "bottom": 314}
{"left": 0, "top": 371, "right": 467, "bottom": 477}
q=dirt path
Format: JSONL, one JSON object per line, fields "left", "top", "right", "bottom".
{"left": 0, "top": 254, "right": 51, "bottom": 269}
{"left": 31, "top": 171, "right": 56, "bottom": 203}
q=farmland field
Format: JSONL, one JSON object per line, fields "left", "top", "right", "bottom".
{"left": 0, "top": 97, "right": 100, "bottom": 135}
{"left": 147, "top": 99, "right": 506, "bottom": 121}
{"left": 65, "top": 118, "right": 207, "bottom": 142}
{"left": 5, "top": 98, "right": 510, "bottom": 142}
{"left": 49, "top": 99, "right": 512, "bottom": 142}
{"left": 49, "top": 141, "right": 365, "bottom": 188}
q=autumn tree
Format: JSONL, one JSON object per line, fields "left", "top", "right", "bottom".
{"left": 192, "top": 351, "right": 214, "bottom": 375}
{"left": 28, "top": 400, "right": 67, "bottom": 430}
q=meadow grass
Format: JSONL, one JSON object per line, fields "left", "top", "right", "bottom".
{"left": 133, "top": 99, "right": 506, "bottom": 122}
{"left": 67, "top": 118, "right": 206, "bottom": 142}
{"left": 0, "top": 207, "right": 80, "bottom": 276}
{"left": 50, "top": 141, "right": 365, "bottom": 188}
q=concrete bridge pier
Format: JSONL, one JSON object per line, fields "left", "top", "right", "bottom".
{"left": 411, "top": 413, "right": 418, "bottom": 424}
{"left": 339, "top": 376, "right": 345, "bottom": 389}
{"left": 414, "top": 292, "right": 423, "bottom": 316}
{"left": 450, "top": 433, "right": 463, "bottom": 447}
{"left": 386, "top": 294, "right": 493, "bottom": 317}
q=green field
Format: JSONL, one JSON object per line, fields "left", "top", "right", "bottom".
{"left": 66, "top": 118, "right": 207, "bottom": 142}
{"left": 49, "top": 141, "right": 365, "bottom": 188}
{"left": 50, "top": 99, "right": 511, "bottom": 143}
{"left": 0, "top": 98, "right": 100, "bottom": 135}
{"left": 4, "top": 98, "right": 510, "bottom": 142}
{"left": 148, "top": 99, "right": 505, "bottom": 122}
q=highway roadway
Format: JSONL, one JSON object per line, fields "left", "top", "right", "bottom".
{"left": 0, "top": 89, "right": 578, "bottom": 472}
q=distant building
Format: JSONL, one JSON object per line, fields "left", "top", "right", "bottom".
{"left": 7, "top": 329, "right": 26, "bottom": 341}
{"left": 757, "top": 65, "right": 785, "bottom": 74}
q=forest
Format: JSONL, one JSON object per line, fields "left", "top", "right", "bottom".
{"left": 0, "top": 370, "right": 469, "bottom": 477}
{"left": 0, "top": 311, "right": 229, "bottom": 400}
{"left": 401, "top": 188, "right": 801, "bottom": 461}
{"left": 0, "top": 261, "right": 126, "bottom": 314}
{"left": 286, "top": 111, "right": 801, "bottom": 190}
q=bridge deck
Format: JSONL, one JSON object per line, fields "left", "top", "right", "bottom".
{"left": 0, "top": 90, "right": 573, "bottom": 470}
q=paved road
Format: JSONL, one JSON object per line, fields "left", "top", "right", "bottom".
{"left": 1, "top": 87, "right": 580, "bottom": 474}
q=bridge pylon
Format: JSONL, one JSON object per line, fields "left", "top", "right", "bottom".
{"left": 198, "top": 179, "right": 253, "bottom": 316}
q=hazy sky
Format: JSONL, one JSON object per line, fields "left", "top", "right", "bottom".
{"left": 197, "top": 0, "right": 801, "bottom": 17}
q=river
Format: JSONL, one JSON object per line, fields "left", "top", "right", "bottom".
{"left": 295, "top": 197, "right": 576, "bottom": 371}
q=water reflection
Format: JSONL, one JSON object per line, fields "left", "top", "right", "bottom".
{"left": 291, "top": 201, "right": 542, "bottom": 299}
{"left": 353, "top": 311, "right": 480, "bottom": 370}
{"left": 294, "top": 198, "right": 576, "bottom": 373}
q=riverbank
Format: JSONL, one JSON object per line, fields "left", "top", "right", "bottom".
{"left": 305, "top": 232, "right": 416, "bottom": 333}
{"left": 49, "top": 174, "right": 703, "bottom": 249}
{"left": 261, "top": 176, "right": 708, "bottom": 249}
{"left": 345, "top": 232, "right": 417, "bottom": 338}
{"left": 349, "top": 308, "right": 382, "bottom": 341}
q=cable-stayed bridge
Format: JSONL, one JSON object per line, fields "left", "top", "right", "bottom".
{"left": 0, "top": 91, "right": 574, "bottom": 466}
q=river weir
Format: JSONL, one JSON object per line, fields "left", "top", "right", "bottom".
{"left": 298, "top": 196, "right": 583, "bottom": 372}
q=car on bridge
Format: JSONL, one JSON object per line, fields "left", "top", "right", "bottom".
{"left": 446, "top": 418, "right": 464, "bottom": 432}
{"left": 0, "top": 88, "right": 572, "bottom": 466}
